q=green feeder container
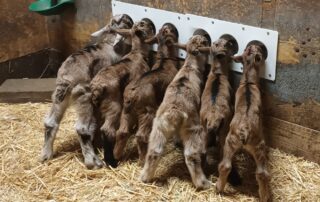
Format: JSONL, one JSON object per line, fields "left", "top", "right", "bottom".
{"left": 29, "top": 0, "right": 75, "bottom": 16}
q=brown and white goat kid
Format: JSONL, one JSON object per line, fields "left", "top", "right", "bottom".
{"left": 199, "top": 36, "right": 243, "bottom": 186}
{"left": 140, "top": 35, "right": 211, "bottom": 190}
{"left": 113, "top": 23, "right": 179, "bottom": 164}
{"left": 216, "top": 41, "right": 271, "bottom": 201}
{"left": 90, "top": 18, "right": 155, "bottom": 167}
{"left": 41, "top": 14, "right": 133, "bottom": 169}
{"left": 199, "top": 35, "right": 238, "bottom": 154}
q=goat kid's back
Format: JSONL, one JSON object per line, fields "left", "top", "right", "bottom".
{"left": 113, "top": 23, "right": 180, "bottom": 163}
{"left": 140, "top": 35, "right": 211, "bottom": 190}
{"left": 90, "top": 18, "right": 156, "bottom": 167}
{"left": 40, "top": 14, "right": 133, "bottom": 170}
{"left": 216, "top": 41, "right": 271, "bottom": 202}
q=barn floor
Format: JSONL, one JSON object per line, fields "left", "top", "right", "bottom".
{"left": 1, "top": 103, "right": 319, "bottom": 202}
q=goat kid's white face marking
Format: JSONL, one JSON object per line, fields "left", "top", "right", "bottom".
{"left": 91, "top": 14, "right": 124, "bottom": 38}
{"left": 91, "top": 27, "right": 108, "bottom": 38}
{"left": 113, "top": 34, "right": 124, "bottom": 46}
{"left": 113, "top": 14, "right": 123, "bottom": 23}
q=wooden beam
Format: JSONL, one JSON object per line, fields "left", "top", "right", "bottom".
{"left": 0, "top": 78, "right": 55, "bottom": 103}
{"left": 263, "top": 95, "right": 320, "bottom": 131}
{"left": 264, "top": 116, "right": 320, "bottom": 163}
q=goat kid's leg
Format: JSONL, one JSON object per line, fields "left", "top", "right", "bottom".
{"left": 41, "top": 92, "right": 70, "bottom": 162}
{"left": 249, "top": 141, "right": 272, "bottom": 202}
{"left": 217, "top": 131, "right": 242, "bottom": 187}
{"left": 173, "top": 133, "right": 183, "bottom": 149}
{"left": 101, "top": 102, "right": 122, "bottom": 168}
{"left": 136, "top": 111, "right": 154, "bottom": 164}
{"left": 74, "top": 91, "right": 103, "bottom": 169}
{"left": 216, "top": 133, "right": 241, "bottom": 193}
{"left": 101, "top": 119, "right": 118, "bottom": 168}
{"left": 140, "top": 118, "right": 167, "bottom": 183}
{"left": 114, "top": 110, "right": 135, "bottom": 160}
{"left": 183, "top": 126, "right": 211, "bottom": 190}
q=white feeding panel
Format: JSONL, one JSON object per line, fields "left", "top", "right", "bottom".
{"left": 112, "top": 0, "right": 279, "bottom": 81}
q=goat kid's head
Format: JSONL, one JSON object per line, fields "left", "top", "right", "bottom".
{"left": 131, "top": 18, "right": 156, "bottom": 41}
{"left": 110, "top": 18, "right": 155, "bottom": 45}
{"left": 111, "top": 14, "right": 134, "bottom": 30}
{"left": 175, "top": 35, "right": 210, "bottom": 65}
{"left": 145, "top": 23, "right": 179, "bottom": 46}
{"left": 233, "top": 41, "right": 267, "bottom": 70}
{"left": 201, "top": 35, "right": 238, "bottom": 60}
{"left": 91, "top": 14, "right": 133, "bottom": 41}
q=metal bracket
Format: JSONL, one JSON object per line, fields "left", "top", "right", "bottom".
{"left": 112, "top": 0, "right": 279, "bottom": 81}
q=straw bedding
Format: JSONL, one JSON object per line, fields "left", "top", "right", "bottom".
{"left": 0, "top": 103, "right": 319, "bottom": 202}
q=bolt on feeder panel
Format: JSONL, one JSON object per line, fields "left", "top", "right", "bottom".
{"left": 111, "top": 0, "right": 279, "bottom": 81}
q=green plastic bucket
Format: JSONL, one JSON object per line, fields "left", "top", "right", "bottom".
{"left": 29, "top": 0, "right": 75, "bottom": 16}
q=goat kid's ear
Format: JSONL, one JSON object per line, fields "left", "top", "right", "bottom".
{"left": 174, "top": 43, "right": 187, "bottom": 50}
{"left": 144, "top": 36, "right": 158, "bottom": 44}
{"left": 91, "top": 26, "right": 110, "bottom": 38}
{"left": 198, "top": 47, "right": 211, "bottom": 54}
{"left": 112, "top": 34, "right": 124, "bottom": 46}
{"left": 191, "top": 50, "right": 200, "bottom": 56}
{"left": 254, "top": 54, "right": 262, "bottom": 63}
{"left": 113, "top": 28, "right": 132, "bottom": 37}
{"left": 232, "top": 55, "right": 243, "bottom": 63}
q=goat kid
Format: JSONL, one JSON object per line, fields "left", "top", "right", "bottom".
{"left": 216, "top": 41, "right": 271, "bottom": 201}
{"left": 41, "top": 14, "right": 133, "bottom": 169}
{"left": 200, "top": 35, "right": 237, "bottom": 152}
{"left": 113, "top": 23, "right": 179, "bottom": 164}
{"left": 90, "top": 18, "right": 156, "bottom": 167}
{"left": 199, "top": 36, "right": 242, "bottom": 186}
{"left": 140, "top": 34, "right": 211, "bottom": 190}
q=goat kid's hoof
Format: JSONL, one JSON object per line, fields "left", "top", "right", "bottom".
{"left": 137, "top": 156, "right": 146, "bottom": 167}
{"left": 110, "top": 161, "right": 119, "bottom": 168}
{"left": 113, "top": 151, "right": 122, "bottom": 162}
{"left": 39, "top": 150, "right": 53, "bottom": 163}
{"left": 139, "top": 173, "right": 152, "bottom": 183}
{"left": 105, "top": 158, "right": 118, "bottom": 168}
{"left": 215, "top": 180, "right": 224, "bottom": 193}
{"left": 261, "top": 194, "right": 272, "bottom": 202}
{"left": 85, "top": 156, "right": 104, "bottom": 169}
{"left": 195, "top": 179, "right": 211, "bottom": 190}
{"left": 228, "top": 167, "right": 242, "bottom": 186}
{"left": 138, "top": 160, "right": 145, "bottom": 167}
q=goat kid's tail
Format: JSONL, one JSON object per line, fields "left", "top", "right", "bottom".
{"left": 70, "top": 84, "right": 92, "bottom": 100}
{"left": 239, "top": 125, "right": 250, "bottom": 145}
{"left": 206, "top": 117, "right": 224, "bottom": 147}
{"left": 123, "top": 99, "right": 133, "bottom": 113}
{"left": 91, "top": 86, "right": 105, "bottom": 106}
{"left": 54, "top": 82, "right": 71, "bottom": 103}
{"left": 158, "top": 110, "right": 187, "bottom": 134}
{"left": 228, "top": 164, "right": 242, "bottom": 186}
